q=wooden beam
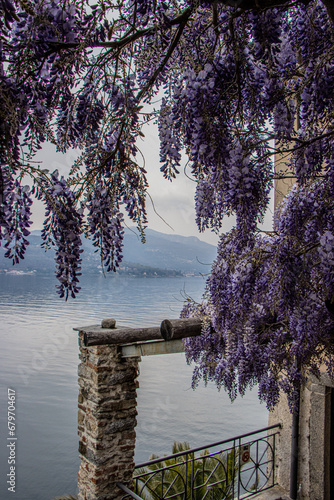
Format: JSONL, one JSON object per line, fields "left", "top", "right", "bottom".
{"left": 160, "top": 317, "right": 203, "bottom": 340}
{"left": 75, "top": 324, "right": 161, "bottom": 347}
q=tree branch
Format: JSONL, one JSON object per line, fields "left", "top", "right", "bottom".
{"left": 136, "top": 7, "right": 193, "bottom": 101}
{"left": 45, "top": 6, "right": 193, "bottom": 53}
{"left": 217, "top": 0, "right": 310, "bottom": 10}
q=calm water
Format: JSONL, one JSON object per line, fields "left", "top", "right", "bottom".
{"left": 0, "top": 274, "right": 268, "bottom": 500}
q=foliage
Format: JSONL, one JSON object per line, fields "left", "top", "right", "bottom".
{"left": 135, "top": 441, "right": 237, "bottom": 500}
{"left": 1, "top": 0, "right": 334, "bottom": 407}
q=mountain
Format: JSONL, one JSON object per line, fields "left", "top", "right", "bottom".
{"left": 122, "top": 228, "right": 216, "bottom": 274}
{"left": 0, "top": 228, "right": 217, "bottom": 276}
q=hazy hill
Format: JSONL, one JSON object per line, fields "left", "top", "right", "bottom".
{"left": 0, "top": 228, "right": 217, "bottom": 276}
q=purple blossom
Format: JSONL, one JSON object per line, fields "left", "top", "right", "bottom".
{"left": 36, "top": 170, "right": 83, "bottom": 299}
{"left": 0, "top": 165, "right": 32, "bottom": 264}
{"left": 2, "top": 0, "right": 334, "bottom": 410}
{"left": 87, "top": 182, "right": 124, "bottom": 273}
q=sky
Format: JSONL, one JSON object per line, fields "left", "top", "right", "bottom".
{"left": 31, "top": 122, "right": 274, "bottom": 247}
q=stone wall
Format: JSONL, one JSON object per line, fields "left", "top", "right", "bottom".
{"left": 269, "top": 373, "right": 332, "bottom": 500}
{"left": 77, "top": 330, "right": 140, "bottom": 500}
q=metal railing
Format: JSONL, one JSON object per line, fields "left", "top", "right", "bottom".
{"left": 118, "top": 424, "right": 281, "bottom": 500}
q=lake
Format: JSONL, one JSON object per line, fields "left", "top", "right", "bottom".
{"left": 0, "top": 273, "right": 268, "bottom": 500}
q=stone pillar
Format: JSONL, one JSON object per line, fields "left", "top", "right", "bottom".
{"left": 268, "top": 391, "right": 292, "bottom": 494}
{"left": 268, "top": 376, "right": 332, "bottom": 500}
{"left": 77, "top": 327, "right": 140, "bottom": 500}
{"left": 307, "top": 382, "right": 331, "bottom": 500}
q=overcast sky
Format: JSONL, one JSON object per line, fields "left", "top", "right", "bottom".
{"left": 31, "top": 123, "right": 274, "bottom": 247}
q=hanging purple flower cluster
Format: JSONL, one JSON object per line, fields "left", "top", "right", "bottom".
{"left": 158, "top": 98, "right": 182, "bottom": 180}
{"left": 36, "top": 170, "right": 83, "bottom": 300}
{"left": 0, "top": 164, "right": 33, "bottom": 264}
{"left": 86, "top": 181, "right": 124, "bottom": 273}
{"left": 184, "top": 166, "right": 334, "bottom": 410}
{"left": 75, "top": 76, "right": 105, "bottom": 148}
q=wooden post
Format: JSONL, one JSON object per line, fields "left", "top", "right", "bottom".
{"left": 77, "top": 319, "right": 140, "bottom": 500}
{"left": 160, "top": 318, "right": 203, "bottom": 340}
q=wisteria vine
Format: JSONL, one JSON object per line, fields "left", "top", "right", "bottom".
{"left": 1, "top": 0, "right": 334, "bottom": 408}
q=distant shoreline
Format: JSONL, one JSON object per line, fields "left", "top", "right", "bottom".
{"left": 0, "top": 266, "right": 200, "bottom": 278}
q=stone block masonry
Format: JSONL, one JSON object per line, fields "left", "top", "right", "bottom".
{"left": 77, "top": 329, "right": 140, "bottom": 500}
{"left": 269, "top": 371, "right": 333, "bottom": 500}
{"left": 75, "top": 317, "right": 203, "bottom": 500}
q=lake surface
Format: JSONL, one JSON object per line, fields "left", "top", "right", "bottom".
{"left": 0, "top": 273, "right": 268, "bottom": 500}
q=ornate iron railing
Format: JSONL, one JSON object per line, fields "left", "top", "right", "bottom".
{"left": 118, "top": 424, "right": 281, "bottom": 500}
